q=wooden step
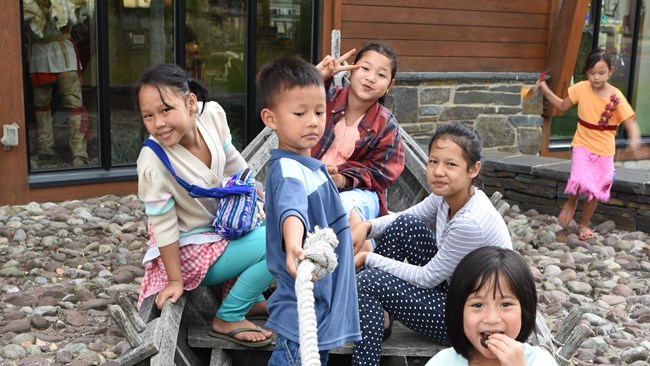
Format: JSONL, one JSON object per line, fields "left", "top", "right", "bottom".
{"left": 187, "top": 320, "right": 446, "bottom": 358}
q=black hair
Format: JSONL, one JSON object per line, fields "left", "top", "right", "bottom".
{"left": 134, "top": 63, "right": 210, "bottom": 115}
{"left": 256, "top": 56, "right": 324, "bottom": 109}
{"left": 354, "top": 41, "right": 398, "bottom": 80}
{"left": 428, "top": 123, "right": 483, "bottom": 187}
{"left": 445, "top": 246, "right": 538, "bottom": 360}
{"left": 582, "top": 48, "right": 613, "bottom": 75}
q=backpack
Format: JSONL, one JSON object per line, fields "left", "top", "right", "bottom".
{"left": 142, "top": 139, "right": 264, "bottom": 240}
{"left": 213, "top": 168, "right": 265, "bottom": 240}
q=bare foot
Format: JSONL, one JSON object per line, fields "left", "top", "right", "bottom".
{"left": 212, "top": 317, "right": 272, "bottom": 343}
{"left": 246, "top": 300, "right": 268, "bottom": 317}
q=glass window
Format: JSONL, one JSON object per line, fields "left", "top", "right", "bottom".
{"left": 631, "top": 0, "right": 649, "bottom": 135}
{"left": 550, "top": 0, "right": 647, "bottom": 142}
{"left": 23, "top": 0, "right": 98, "bottom": 170}
{"left": 254, "top": 0, "right": 315, "bottom": 137}
{"left": 109, "top": 0, "right": 175, "bottom": 166}
{"left": 22, "top": 0, "right": 318, "bottom": 177}
{"left": 185, "top": 0, "right": 248, "bottom": 150}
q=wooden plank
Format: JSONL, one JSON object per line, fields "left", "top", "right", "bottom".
{"left": 386, "top": 56, "right": 547, "bottom": 72}
{"left": 116, "top": 295, "right": 147, "bottom": 333}
{"left": 341, "top": 6, "right": 549, "bottom": 29}
{"left": 149, "top": 297, "right": 188, "bottom": 366}
{"left": 544, "top": 0, "right": 590, "bottom": 116}
{"left": 188, "top": 321, "right": 446, "bottom": 358}
{"left": 210, "top": 349, "right": 233, "bottom": 366}
{"left": 342, "top": 22, "right": 549, "bottom": 44}
{"left": 350, "top": 40, "right": 547, "bottom": 59}
{"left": 23, "top": 181, "right": 138, "bottom": 207}
{"left": 341, "top": 0, "right": 552, "bottom": 14}
{"left": 109, "top": 305, "right": 143, "bottom": 348}
{"left": 0, "top": 1, "right": 29, "bottom": 205}
{"left": 119, "top": 317, "right": 163, "bottom": 366}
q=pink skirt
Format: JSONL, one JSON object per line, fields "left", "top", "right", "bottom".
{"left": 565, "top": 146, "right": 615, "bottom": 202}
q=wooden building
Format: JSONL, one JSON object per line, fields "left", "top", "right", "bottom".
{"left": 2, "top": 0, "right": 648, "bottom": 205}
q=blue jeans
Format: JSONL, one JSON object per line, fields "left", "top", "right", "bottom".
{"left": 268, "top": 334, "right": 329, "bottom": 366}
{"left": 339, "top": 188, "right": 379, "bottom": 222}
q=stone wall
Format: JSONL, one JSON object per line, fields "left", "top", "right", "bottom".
{"left": 481, "top": 154, "right": 650, "bottom": 232}
{"left": 385, "top": 72, "right": 545, "bottom": 154}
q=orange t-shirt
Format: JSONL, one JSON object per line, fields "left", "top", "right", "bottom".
{"left": 568, "top": 80, "right": 635, "bottom": 156}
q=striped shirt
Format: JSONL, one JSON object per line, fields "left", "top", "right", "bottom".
{"left": 365, "top": 188, "right": 512, "bottom": 289}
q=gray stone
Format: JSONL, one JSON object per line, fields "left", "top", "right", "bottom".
{"left": 454, "top": 91, "right": 521, "bottom": 105}
{"left": 474, "top": 116, "right": 515, "bottom": 148}
{"left": 420, "top": 87, "right": 450, "bottom": 104}
{"left": 516, "top": 127, "right": 542, "bottom": 154}
{"left": 2, "top": 344, "right": 27, "bottom": 360}
{"left": 392, "top": 87, "right": 419, "bottom": 123}
{"left": 439, "top": 106, "right": 490, "bottom": 121}
{"left": 621, "top": 346, "right": 649, "bottom": 363}
{"left": 509, "top": 115, "right": 544, "bottom": 127}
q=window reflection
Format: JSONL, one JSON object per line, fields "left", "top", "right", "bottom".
{"left": 185, "top": 1, "right": 248, "bottom": 149}
{"left": 109, "top": 0, "right": 174, "bottom": 166}
{"left": 631, "top": 1, "right": 649, "bottom": 135}
{"left": 23, "top": 0, "right": 96, "bottom": 170}
{"left": 551, "top": 0, "right": 649, "bottom": 141}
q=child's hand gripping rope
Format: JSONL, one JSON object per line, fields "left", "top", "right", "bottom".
{"left": 295, "top": 226, "right": 339, "bottom": 366}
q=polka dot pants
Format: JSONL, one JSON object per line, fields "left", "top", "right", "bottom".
{"left": 352, "top": 214, "right": 450, "bottom": 366}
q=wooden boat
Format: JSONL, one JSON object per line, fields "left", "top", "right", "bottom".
{"left": 112, "top": 127, "right": 589, "bottom": 366}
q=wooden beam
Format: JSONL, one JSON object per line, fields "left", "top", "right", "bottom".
{"left": 544, "top": 0, "right": 590, "bottom": 116}
{"left": 320, "top": 0, "right": 342, "bottom": 59}
{"left": 0, "top": 1, "right": 29, "bottom": 204}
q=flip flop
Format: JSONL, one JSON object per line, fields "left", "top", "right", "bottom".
{"left": 208, "top": 326, "right": 273, "bottom": 348}
{"left": 558, "top": 205, "right": 576, "bottom": 227}
{"left": 578, "top": 228, "right": 594, "bottom": 241}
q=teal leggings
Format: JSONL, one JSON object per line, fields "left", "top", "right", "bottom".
{"left": 200, "top": 226, "right": 274, "bottom": 321}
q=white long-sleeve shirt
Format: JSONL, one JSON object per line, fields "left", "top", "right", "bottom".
{"left": 365, "top": 188, "right": 512, "bottom": 289}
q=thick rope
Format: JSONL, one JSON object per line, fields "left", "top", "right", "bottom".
{"left": 295, "top": 226, "right": 339, "bottom": 366}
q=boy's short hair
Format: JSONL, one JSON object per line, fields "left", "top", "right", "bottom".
{"left": 445, "top": 246, "right": 538, "bottom": 360}
{"left": 257, "top": 56, "right": 324, "bottom": 108}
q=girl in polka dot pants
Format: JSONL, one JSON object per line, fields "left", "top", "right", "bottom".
{"left": 350, "top": 124, "right": 513, "bottom": 365}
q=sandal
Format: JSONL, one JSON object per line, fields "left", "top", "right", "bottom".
{"left": 578, "top": 227, "right": 594, "bottom": 241}
{"left": 208, "top": 326, "right": 273, "bottom": 348}
{"left": 558, "top": 205, "right": 576, "bottom": 227}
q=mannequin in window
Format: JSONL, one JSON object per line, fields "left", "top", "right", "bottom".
{"left": 23, "top": 0, "right": 93, "bottom": 166}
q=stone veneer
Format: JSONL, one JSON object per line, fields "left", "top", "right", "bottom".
{"left": 385, "top": 72, "right": 545, "bottom": 154}
{"left": 482, "top": 153, "right": 650, "bottom": 232}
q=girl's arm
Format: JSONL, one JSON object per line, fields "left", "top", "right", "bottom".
{"left": 538, "top": 81, "right": 574, "bottom": 112}
{"left": 155, "top": 241, "right": 184, "bottom": 309}
{"left": 365, "top": 216, "right": 483, "bottom": 288}
{"left": 623, "top": 117, "right": 642, "bottom": 151}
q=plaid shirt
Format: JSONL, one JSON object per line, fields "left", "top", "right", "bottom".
{"left": 312, "top": 85, "right": 405, "bottom": 216}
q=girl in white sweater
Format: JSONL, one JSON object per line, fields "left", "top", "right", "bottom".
{"left": 351, "top": 123, "right": 512, "bottom": 365}
{"left": 135, "top": 64, "right": 273, "bottom": 347}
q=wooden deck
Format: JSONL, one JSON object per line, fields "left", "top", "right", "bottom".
{"left": 188, "top": 320, "right": 444, "bottom": 366}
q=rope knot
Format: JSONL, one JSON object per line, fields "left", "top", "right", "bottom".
{"left": 299, "top": 226, "right": 339, "bottom": 279}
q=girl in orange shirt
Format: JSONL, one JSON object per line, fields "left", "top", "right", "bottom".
{"left": 539, "top": 49, "right": 641, "bottom": 240}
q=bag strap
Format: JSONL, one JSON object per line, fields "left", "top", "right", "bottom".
{"left": 142, "top": 139, "right": 252, "bottom": 198}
